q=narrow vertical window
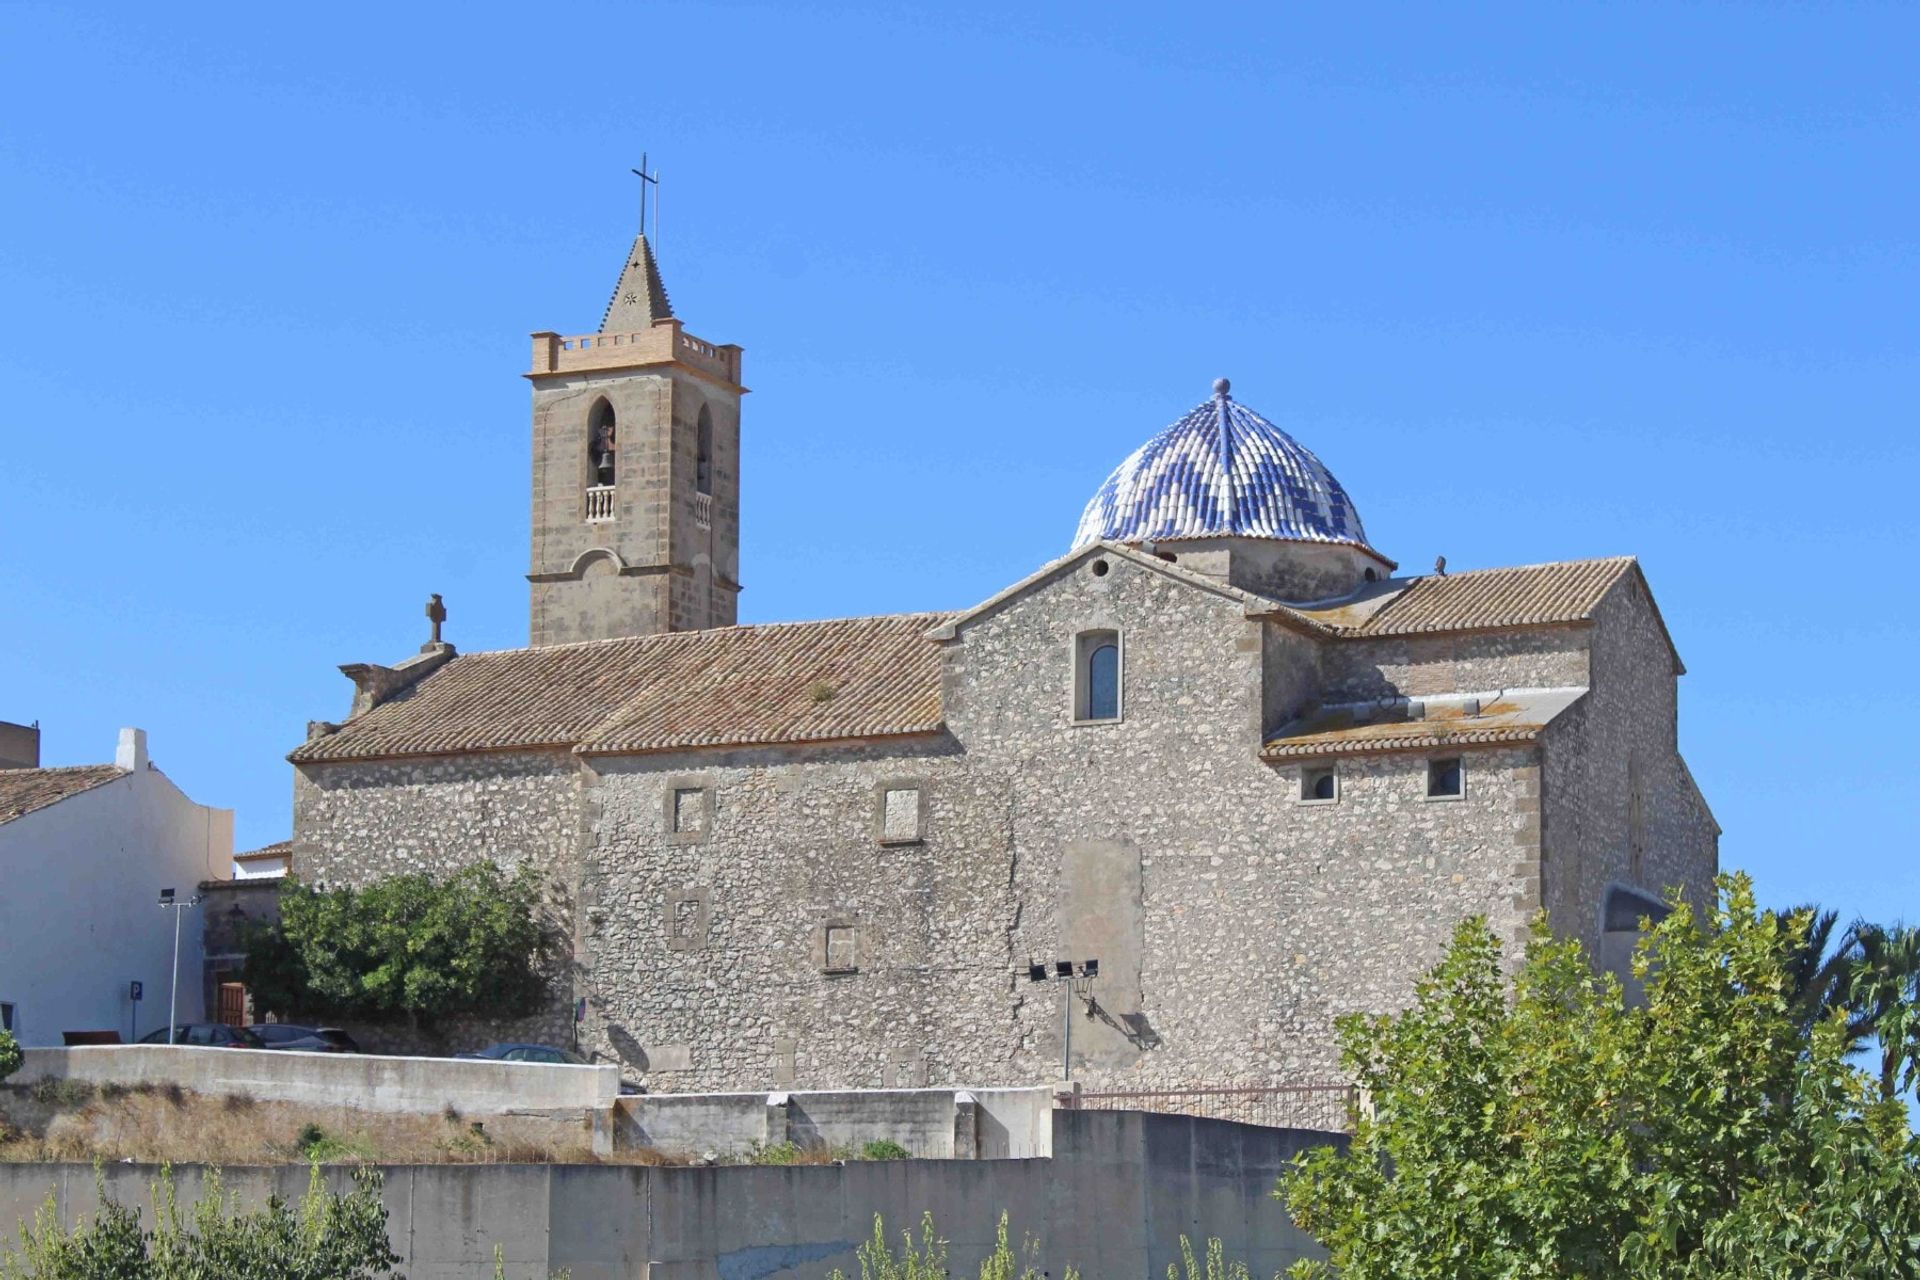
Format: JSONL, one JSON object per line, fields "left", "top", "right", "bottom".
{"left": 696, "top": 405, "right": 714, "bottom": 496}
{"left": 1087, "top": 642, "right": 1118, "bottom": 719}
{"left": 1074, "top": 629, "right": 1121, "bottom": 722}
{"left": 588, "top": 399, "right": 617, "bottom": 487}
{"left": 1628, "top": 758, "right": 1646, "bottom": 881}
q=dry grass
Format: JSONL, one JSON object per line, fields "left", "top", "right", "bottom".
{"left": 0, "top": 1084, "right": 668, "bottom": 1167}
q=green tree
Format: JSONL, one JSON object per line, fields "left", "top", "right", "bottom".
{"left": 1774, "top": 904, "right": 1858, "bottom": 1041}
{"left": 1281, "top": 874, "right": 1920, "bottom": 1279}
{"left": 1848, "top": 922, "right": 1920, "bottom": 1102}
{"left": 243, "top": 861, "right": 550, "bottom": 1027}
{"left": 0, "top": 1031, "right": 21, "bottom": 1084}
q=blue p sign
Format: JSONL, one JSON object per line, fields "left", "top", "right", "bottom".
{"left": 130, "top": 981, "right": 143, "bottom": 1001}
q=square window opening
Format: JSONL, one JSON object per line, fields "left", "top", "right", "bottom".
{"left": 671, "top": 787, "right": 708, "bottom": 837}
{"left": 1300, "top": 765, "right": 1338, "bottom": 804}
{"left": 1427, "top": 757, "right": 1464, "bottom": 799}
{"left": 824, "top": 925, "right": 858, "bottom": 974}
{"left": 879, "top": 786, "right": 923, "bottom": 844}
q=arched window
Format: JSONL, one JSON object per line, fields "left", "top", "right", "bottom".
{"left": 588, "top": 399, "right": 617, "bottom": 488}
{"left": 695, "top": 405, "right": 714, "bottom": 496}
{"left": 1074, "top": 629, "right": 1121, "bottom": 722}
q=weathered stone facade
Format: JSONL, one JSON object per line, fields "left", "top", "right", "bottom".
{"left": 526, "top": 230, "right": 742, "bottom": 645}
{"left": 292, "top": 545, "right": 1716, "bottom": 1087}
{"left": 286, "top": 229, "right": 1717, "bottom": 1087}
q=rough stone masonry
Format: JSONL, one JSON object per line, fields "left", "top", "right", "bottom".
{"left": 284, "top": 219, "right": 1719, "bottom": 1091}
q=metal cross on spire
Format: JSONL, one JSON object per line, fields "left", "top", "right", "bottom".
{"left": 631, "top": 154, "right": 661, "bottom": 240}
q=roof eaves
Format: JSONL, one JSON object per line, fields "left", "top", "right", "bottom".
{"left": 288, "top": 739, "right": 580, "bottom": 767}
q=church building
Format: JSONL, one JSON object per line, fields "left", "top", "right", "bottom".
{"left": 287, "top": 219, "right": 1719, "bottom": 1091}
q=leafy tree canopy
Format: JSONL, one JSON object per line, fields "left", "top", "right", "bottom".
{"left": 0, "top": 1031, "right": 20, "bottom": 1084}
{"left": 1282, "top": 873, "right": 1920, "bottom": 1279}
{"left": 243, "top": 861, "right": 550, "bottom": 1026}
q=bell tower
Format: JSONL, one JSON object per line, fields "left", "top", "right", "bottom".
{"left": 525, "top": 222, "right": 744, "bottom": 646}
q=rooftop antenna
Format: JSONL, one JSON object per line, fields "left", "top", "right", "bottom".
{"left": 630, "top": 154, "right": 661, "bottom": 246}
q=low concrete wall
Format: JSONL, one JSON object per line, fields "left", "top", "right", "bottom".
{"left": 15, "top": 1046, "right": 619, "bottom": 1118}
{"left": 615, "top": 1086, "right": 1054, "bottom": 1160}
{"left": 0, "top": 1111, "right": 1338, "bottom": 1279}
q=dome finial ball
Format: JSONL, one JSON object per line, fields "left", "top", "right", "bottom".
{"left": 1212, "top": 377, "right": 1231, "bottom": 397}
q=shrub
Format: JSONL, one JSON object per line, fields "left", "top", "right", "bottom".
{"left": 244, "top": 862, "right": 551, "bottom": 1026}
{"left": 295, "top": 1122, "right": 375, "bottom": 1164}
{"left": 1280, "top": 873, "right": 1920, "bottom": 1279}
{"left": 826, "top": 1212, "right": 1245, "bottom": 1280}
{"left": 747, "top": 1140, "right": 805, "bottom": 1166}
{"left": 0, "top": 1164, "right": 399, "bottom": 1278}
{"left": 858, "top": 1139, "right": 911, "bottom": 1161}
{"left": 0, "top": 1032, "right": 20, "bottom": 1085}
{"left": 26, "top": 1080, "right": 91, "bottom": 1109}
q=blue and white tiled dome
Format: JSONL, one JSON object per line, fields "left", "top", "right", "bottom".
{"left": 1071, "top": 381, "right": 1376, "bottom": 554}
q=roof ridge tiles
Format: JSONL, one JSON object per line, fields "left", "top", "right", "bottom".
{"left": 463, "top": 610, "right": 960, "bottom": 659}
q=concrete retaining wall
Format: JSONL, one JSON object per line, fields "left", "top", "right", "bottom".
{"left": 617, "top": 1086, "right": 1053, "bottom": 1160}
{"left": 0, "top": 1111, "right": 1336, "bottom": 1279}
{"left": 15, "top": 1046, "right": 619, "bottom": 1117}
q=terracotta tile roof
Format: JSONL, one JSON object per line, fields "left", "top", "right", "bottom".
{"left": 1284, "top": 556, "right": 1636, "bottom": 637}
{"left": 235, "top": 840, "right": 292, "bottom": 862}
{"left": 0, "top": 765, "right": 127, "bottom": 824}
{"left": 1262, "top": 687, "right": 1585, "bottom": 759}
{"left": 291, "top": 613, "right": 956, "bottom": 764}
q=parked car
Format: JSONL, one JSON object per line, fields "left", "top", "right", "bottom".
{"left": 138, "top": 1023, "right": 268, "bottom": 1049}
{"left": 455, "top": 1042, "right": 580, "bottom": 1065}
{"left": 249, "top": 1023, "right": 361, "bottom": 1054}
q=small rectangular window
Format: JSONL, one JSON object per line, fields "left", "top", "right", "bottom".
{"left": 1300, "top": 764, "right": 1338, "bottom": 804}
{"left": 1427, "top": 757, "right": 1464, "bottom": 800}
{"left": 664, "top": 780, "right": 714, "bottom": 844}
{"left": 877, "top": 783, "right": 925, "bottom": 845}
{"left": 672, "top": 788, "right": 704, "bottom": 833}
{"left": 824, "top": 925, "right": 858, "bottom": 973}
{"left": 0, "top": 1002, "right": 14, "bottom": 1033}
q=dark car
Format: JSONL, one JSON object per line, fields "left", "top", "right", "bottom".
{"left": 249, "top": 1023, "right": 362, "bottom": 1054}
{"left": 455, "top": 1042, "right": 580, "bottom": 1065}
{"left": 138, "top": 1023, "right": 267, "bottom": 1049}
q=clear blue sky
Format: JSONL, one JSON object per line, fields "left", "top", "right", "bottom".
{"left": 2, "top": 4, "right": 1913, "bottom": 925}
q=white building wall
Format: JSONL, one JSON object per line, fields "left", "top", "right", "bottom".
{"left": 0, "top": 747, "right": 232, "bottom": 1047}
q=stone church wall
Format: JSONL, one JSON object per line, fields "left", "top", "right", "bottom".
{"left": 578, "top": 741, "right": 1023, "bottom": 1092}
{"left": 940, "top": 552, "right": 1537, "bottom": 1089}
{"left": 289, "top": 750, "right": 584, "bottom": 1052}
{"left": 283, "top": 557, "right": 1712, "bottom": 1087}
{"left": 1319, "top": 625, "right": 1589, "bottom": 702}
{"left": 1539, "top": 575, "right": 1718, "bottom": 962}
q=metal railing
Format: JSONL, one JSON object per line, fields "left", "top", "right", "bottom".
{"left": 585, "top": 485, "right": 616, "bottom": 523}
{"left": 1064, "top": 1082, "right": 1358, "bottom": 1133}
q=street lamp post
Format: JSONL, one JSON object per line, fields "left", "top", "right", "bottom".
{"left": 157, "top": 888, "right": 202, "bottom": 1044}
{"left": 1026, "top": 958, "right": 1099, "bottom": 1081}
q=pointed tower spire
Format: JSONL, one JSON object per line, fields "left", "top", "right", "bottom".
{"left": 599, "top": 232, "right": 674, "bottom": 332}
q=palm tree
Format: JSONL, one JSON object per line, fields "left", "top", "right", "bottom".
{"left": 1774, "top": 905, "right": 1863, "bottom": 1045}
{"left": 1845, "top": 922, "right": 1920, "bottom": 1101}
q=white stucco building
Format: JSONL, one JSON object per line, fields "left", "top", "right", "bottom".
{"left": 0, "top": 726, "right": 232, "bottom": 1046}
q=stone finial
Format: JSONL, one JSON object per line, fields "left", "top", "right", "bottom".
{"left": 1434, "top": 555, "right": 1447, "bottom": 576}
{"left": 1212, "top": 377, "right": 1231, "bottom": 398}
{"left": 425, "top": 593, "right": 447, "bottom": 650}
